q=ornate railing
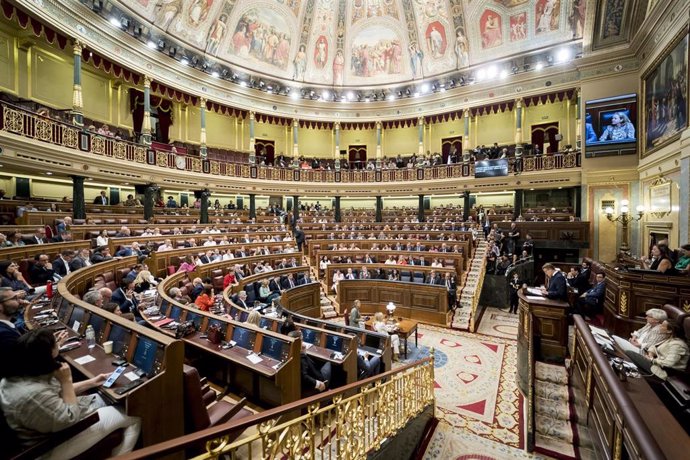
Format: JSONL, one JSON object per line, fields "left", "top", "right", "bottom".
{"left": 1, "top": 101, "right": 581, "bottom": 183}
{"left": 116, "top": 356, "right": 435, "bottom": 460}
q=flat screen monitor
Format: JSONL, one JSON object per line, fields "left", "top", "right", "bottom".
{"left": 132, "top": 336, "right": 159, "bottom": 376}
{"left": 365, "top": 334, "right": 383, "bottom": 350}
{"left": 259, "top": 317, "right": 274, "bottom": 330}
{"left": 69, "top": 307, "right": 86, "bottom": 331}
{"left": 87, "top": 313, "right": 106, "bottom": 340}
{"left": 169, "top": 305, "right": 182, "bottom": 321}
{"left": 57, "top": 302, "right": 74, "bottom": 324}
{"left": 185, "top": 311, "right": 203, "bottom": 330}
{"left": 474, "top": 159, "right": 509, "bottom": 178}
{"left": 107, "top": 324, "right": 131, "bottom": 356}
{"left": 585, "top": 93, "right": 638, "bottom": 157}
{"left": 325, "top": 334, "right": 344, "bottom": 353}
{"left": 260, "top": 336, "right": 288, "bottom": 362}
{"left": 231, "top": 326, "right": 256, "bottom": 350}
{"left": 301, "top": 328, "right": 321, "bottom": 345}
{"left": 238, "top": 310, "right": 249, "bottom": 323}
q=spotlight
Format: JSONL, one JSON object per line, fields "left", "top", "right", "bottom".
{"left": 500, "top": 69, "right": 508, "bottom": 79}
{"left": 240, "top": 81, "right": 247, "bottom": 87}
{"left": 364, "top": 96, "right": 370, "bottom": 102}
{"left": 486, "top": 66, "right": 498, "bottom": 79}
{"left": 146, "top": 40, "right": 157, "bottom": 49}
{"left": 157, "top": 40, "right": 166, "bottom": 50}
{"left": 476, "top": 69, "right": 486, "bottom": 80}
{"left": 388, "top": 94, "right": 396, "bottom": 101}
{"left": 180, "top": 57, "right": 189, "bottom": 65}
{"left": 109, "top": 17, "right": 120, "bottom": 28}
{"left": 347, "top": 91, "right": 355, "bottom": 101}
{"left": 291, "top": 91, "right": 300, "bottom": 100}
{"left": 557, "top": 48, "right": 570, "bottom": 62}
{"left": 421, "top": 83, "right": 430, "bottom": 93}
{"left": 413, "top": 91, "right": 420, "bottom": 98}
{"left": 535, "top": 62, "right": 544, "bottom": 71}
{"left": 322, "top": 90, "right": 329, "bottom": 99}
{"left": 211, "top": 71, "right": 219, "bottom": 78}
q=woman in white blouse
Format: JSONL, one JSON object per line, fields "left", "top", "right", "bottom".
{"left": 331, "top": 269, "right": 344, "bottom": 293}
{"left": 373, "top": 312, "right": 400, "bottom": 361}
{"left": 96, "top": 230, "right": 109, "bottom": 247}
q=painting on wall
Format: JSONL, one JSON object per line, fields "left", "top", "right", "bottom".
{"left": 229, "top": 8, "right": 292, "bottom": 70}
{"left": 643, "top": 32, "right": 689, "bottom": 155}
{"left": 535, "top": 0, "right": 560, "bottom": 34}
{"left": 602, "top": 0, "right": 625, "bottom": 39}
{"left": 351, "top": 0, "right": 399, "bottom": 24}
{"left": 568, "top": 0, "right": 585, "bottom": 39}
{"left": 479, "top": 10, "right": 503, "bottom": 49}
{"left": 350, "top": 27, "right": 404, "bottom": 78}
{"left": 425, "top": 21, "right": 447, "bottom": 58}
{"left": 509, "top": 13, "right": 527, "bottom": 41}
{"left": 313, "top": 35, "right": 328, "bottom": 68}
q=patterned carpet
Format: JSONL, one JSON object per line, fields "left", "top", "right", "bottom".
{"left": 475, "top": 306, "right": 519, "bottom": 340}
{"left": 394, "top": 324, "right": 524, "bottom": 452}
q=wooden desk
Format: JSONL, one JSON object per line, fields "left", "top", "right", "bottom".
{"left": 364, "top": 317, "right": 418, "bottom": 358}
{"left": 314, "top": 250, "right": 465, "bottom": 279}
{"left": 570, "top": 315, "right": 690, "bottom": 459}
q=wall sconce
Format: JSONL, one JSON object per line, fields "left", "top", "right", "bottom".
{"left": 386, "top": 301, "right": 396, "bottom": 320}
{"left": 604, "top": 199, "right": 644, "bottom": 253}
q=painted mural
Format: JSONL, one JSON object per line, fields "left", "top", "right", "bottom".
{"left": 229, "top": 8, "right": 292, "bottom": 70}
{"left": 480, "top": 10, "right": 503, "bottom": 49}
{"left": 114, "top": 0, "right": 587, "bottom": 85}
{"left": 350, "top": 26, "right": 404, "bottom": 78}
{"left": 602, "top": 0, "right": 625, "bottom": 38}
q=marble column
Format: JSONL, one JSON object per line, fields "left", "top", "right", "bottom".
{"left": 463, "top": 192, "right": 471, "bottom": 222}
{"left": 463, "top": 109, "right": 471, "bottom": 163}
{"left": 70, "top": 176, "right": 85, "bottom": 220}
{"left": 418, "top": 194, "right": 425, "bottom": 222}
{"left": 292, "top": 195, "right": 300, "bottom": 228}
{"left": 418, "top": 116, "right": 424, "bottom": 155}
{"left": 71, "top": 41, "right": 84, "bottom": 127}
{"left": 249, "top": 193, "right": 256, "bottom": 220}
{"left": 334, "top": 122, "right": 341, "bottom": 171}
{"left": 334, "top": 196, "right": 341, "bottom": 222}
{"left": 292, "top": 119, "right": 300, "bottom": 167}
{"left": 248, "top": 111, "right": 256, "bottom": 164}
{"left": 375, "top": 196, "right": 383, "bottom": 222}
{"left": 143, "top": 184, "right": 157, "bottom": 221}
{"left": 680, "top": 153, "right": 690, "bottom": 243}
{"left": 513, "top": 190, "right": 523, "bottom": 221}
{"left": 375, "top": 121, "right": 382, "bottom": 169}
{"left": 142, "top": 76, "right": 152, "bottom": 145}
{"left": 200, "top": 97, "right": 207, "bottom": 159}
{"left": 575, "top": 88, "right": 582, "bottom": 150}
{"left": 514, "top": 98, "right": 524, "bottom": 174}
{"left": 199, "top": 190, "right": 210, "bottom": 224}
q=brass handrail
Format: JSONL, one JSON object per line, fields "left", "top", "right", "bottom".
{"left": 115, "top": 355, "right": 435, "bottom": 460}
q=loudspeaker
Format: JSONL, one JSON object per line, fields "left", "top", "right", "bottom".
{"left": 193, "top": 190, "right": 203, "bottom": 199}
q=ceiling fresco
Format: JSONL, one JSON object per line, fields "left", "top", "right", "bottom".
{"left": 116, "top": 0, "right": 586, "bottom": 87}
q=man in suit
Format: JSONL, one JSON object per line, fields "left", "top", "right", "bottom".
{"left": 567, "top": 266, "right": 591, "bottom": 294}
{"left": 418, "top": 257, "right": 427, "bottom": 266}
{"left": 55, "top": 217, "right": 71, "bottom": 235}
{"left": 576, "top": 272, "right": 606, "bottom": 317}
{"left": 29, "top": 254, "right": 56, "bottom": 285}
{"left": 231, "top": 290, "right": 250, "bottom": 309}
{"left": 111, "top": 279, "right": 141, "bottom": 321}
{"left": 444, "top": 272, "right": 457, "bottom": 310}
{"left": 52, "top": 250, "right": 75, "bottom": 278}
{"left": 282, "top": 273, "right": 298, "bottom": 289}
{"left": 69, "top": 248, "right": 92, "bottom": 271}
{"left": 94, "top": 190, "right": 108, "bottom": 205}
{"left": 345, "top": 268, "right": 357, "bottom": 280}
{"left": 50, "top": 231, "right": 73, "bottom": 243}
{"left": 25, "top": 228, "right": 47, "bottom": 245}
{"left": 426, "top": 270, "right": 442, "bottom": 285}
{"left": 540, "top": 263, "right": 568, "bottom": 301}
{"left": 360, "top": 267, "right": 371, "bottom": 279}
{"left": 295, "top": 226, "right": 306, "bottom": 251}
{"left": 189, "top": 278, "right": 205, "bottom": 301}
{"left": 0, "top": 289, "right": 28, "bottom": 377}
{"left": 364, "top": 254, "right": 375, "bottom": 264}
{"left": 289, "top": 330, "right": 331, "bottom": 394}
{"left": 90, "top": 246, "right": 113, "bottom": 264}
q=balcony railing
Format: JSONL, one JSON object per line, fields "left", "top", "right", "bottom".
{"left": 116, "top": 356, "right": 435, "bottom": 460}
{"left": 1, "top": 102, "right": 581, "bottom": 183}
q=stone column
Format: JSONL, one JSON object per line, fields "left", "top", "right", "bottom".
{"left": 200, "top": 97, "right": 207, "bottom": 159}
{"left": 71, "top": 176, "right": 86, "bottom": 220}
{"left": 418, "top": 116, "right": 425, "bottom": 156}
{"left": 334, "top": 121, "right": 341, "bottom": 171}
{"left": 418, "top": 194, "right": 425, "bottom": 223}
{"left": 463, "top": 192, "right": 471, "bottom": 222}
{"left": 462, "top": 109, "right": 471, "bottom": 163}
{"left": 679, "top": 136, "right": 690, "bottom": 243}
{"left": 249, "top": 194, "right": 256, "bottom": 220}
{"left": 292, "top": 195, "right": 300, "bottom": 228}
{"left": 334, "top": 196, "right": 341, "bottom": 222}
{"left": 375, "top": 121, "right": 382, "bottom": 169}
{"left": 71, "top": 41, "right": 84, "bottom": 127}
{"left": 575, "top": 88, "right": 582, "bottom": 150}
{"left": 199, "top": 190, "right": 210, "bottom": 224}
{"left": 513, "top": 190, "right": 523, "bottom": 221}
{"left": 142, "top": 76, "right": 152, "bottom": 145}
{"left": 375, "top": 196, "right": 383, "bottom": 223}
{"left": 143, "top": 184, "right": 157, "bottom": 221}
{"left": 292, "top": 119, "right": 300, "bottom": 167}
{"left": 248, "top": 111, "right": 256, "bottom": 164}
{"left": 514, "top": 98, "right": 524, "bottom": 174}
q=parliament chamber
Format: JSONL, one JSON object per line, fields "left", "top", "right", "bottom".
{"left": 0, "top": 0, "right": 690, "bottom": 459}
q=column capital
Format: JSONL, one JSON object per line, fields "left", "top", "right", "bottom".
{"left": 463, "top": 108, "right": 470, "bottom": 118}
{"left": 293, "top": 118, "right": 299, "bottom": 127}
{"left": 418, "top": 116, "right": 424, "bottom": 125}
{"left": 334, "top": 121, "right": 341, "bottom": 129}
{"left": 72, "top": 40, "right": 83, "bottom": 55}
{"left": 516, "top": 97, "right": 523, "bottom": 108}
{"left": 249, "top": 111, "right": 255, "bottom": 120}
{"left": 144, "top": 75, "right": 152, "bottom": 88}
{"left": 200, "top": 97, "right": 207, "bottom": 107}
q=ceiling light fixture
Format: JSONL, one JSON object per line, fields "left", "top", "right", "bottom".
{"left": 535, "top": 62, "right": 544, "bottom": 71}
{"left": 211, "top": 71, "right": 219, "bottom": 78}
{"left": 421, "top": 83, "right": 430, "bottom": 93}
{"left": 146, "top": 40, "right": 156, "bottom": 49}
{"left": 487, "top": 66, "right": 498, "bottom": 78}
{"left": 557, "top": 48, "right": 570, "bottom": 62}
{"left": 180, "top": 57, "right": 189, "bottom": 65}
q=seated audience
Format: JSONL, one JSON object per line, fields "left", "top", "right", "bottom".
{"left": 612, "top": 308, "right": 669, "bottom": 352}
{"left": 289, "top": 330, "right": 331, "bottom": 393}
{"left": 0, "top": 329, "right": 141, "bottom": 457}
{"left": 624, "top": 320, "right": 689, "bottom": 380}
{"left": 29, "top": 254, "right": 56, "bottom": 285}
{"left": 641, "top": 244, "right": 674, "bottom": 273}
{"left": 194, "top": 286, "right": 214, "bottom": 312}
{"left": 575, "top": 272, "right": 606, "bottom": 317}
{"left": 111, "top": 279, "right": 139, "bottom": 320}
{"left": 674, "top": 244, "right": 690, "bottom": 275}
{"left": 245, "top": 310, "right": 261, "bottom": 327}
{"left": 70, "top": 248, "right": 93, "bottom": 271}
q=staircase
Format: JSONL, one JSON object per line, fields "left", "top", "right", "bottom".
{"left": 533, "top": 361, "right": 595, "bottom": 459}
{"left": 452, "top": 234, "right": 487, "bottom": 330}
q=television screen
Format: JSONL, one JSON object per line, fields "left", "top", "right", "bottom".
{"left": 58, "top": 302, "right": 74, "bottom": 324}
{"left": 69, "top": 307, "right": 86, "bottom": 331}
{"left": 474, "top": 159, "right": 509, "bottom": 178}
{"left": 301, "top": 328, "right": 321, "bottom": 345}
{"left": 169, "top": 306, "right": 182, "bottom": 320}
{"left": 261, "top": 336, "right": 288, "bottom": 361}
{"left": 87, "top": 314, "right": 106, "bottom": 340}
{"left": 232, "top": 326, "right": 256, "bottom": 350}
{"left": 108, "top": 324, "right": 131, "bottom": 356}
{"left": 585, "top": 94, "right": 637, "bottom": 155}
{"left": 325, "top": 334, "right": 343, "bottom": 353}
{"left": 365, "top": 334, "right": 383, "bottom": 350}
{"left": 132, "top": 336, "right": 159, "bottom": 376}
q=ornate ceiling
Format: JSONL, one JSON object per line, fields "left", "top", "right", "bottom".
{"left": 115, "top": 0, "right": 586, "bottom": 88}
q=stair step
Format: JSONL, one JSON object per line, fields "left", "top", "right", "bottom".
{"left": 535, "top": 415, "right": 574, "bottom": 443}
{"left": 535, "top": 433, "right": 577, "bottom": 459}
{"left": 535, "top": 381, "right": 570, "bottom": 402}
{"left": 535, "top": 362, "right": 569, "bottom": 385}
{"left": 535, "top": 396, "right": 570, "bottom": 421}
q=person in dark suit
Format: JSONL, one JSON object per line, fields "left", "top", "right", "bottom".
{"left": 289, "top": 330, "right": 331, "bottom": 393}
{"left": 294, "top": 226, "right": 306, "bottom": 251}
{"left": 426, "top": 270, "right": 442, "bottom": 285}
{"left": 25, "top": 229, "right": 47, "bottom": 245}
{"left": 540, "top": 263, "right": 568, "bottom": 301}
{"left": 509, "top": 272, "right": 522, "bottom": 314}
{"left": 28, "top": 254, "right": 55, "bottom": 285}
{"left": 69, "top": 248, "right": 92, "bottom": 271}
{"left": 566, "top": 266, "right": 591, "bottom": 294}
{"left": 93, "top": 190, "right": 108, "bottom": 205}
{"left": 576, "top": 272, "right": 607, "bottom": 317}
{"left": 444, "top": 272, "right": 458, "bottom": 310}
{"left": 52, "top": 250, "right": 75, "bottom": 278}
{"left": 90, "top": 246, "right": 113, "bottom": 264}
{"left": 231, "top": 290, "right": 250, "bottom": 309}
{"left": 0, "top": 290, "right": 26, "bottom": 378}
{"left": 282, "top": 273, "right": 298, "bottom": 289}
